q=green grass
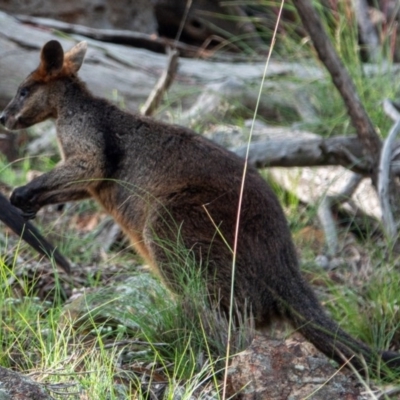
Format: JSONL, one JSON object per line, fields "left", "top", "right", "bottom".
{"left": 0, "top": 255, "right": 230, "bottom": 398}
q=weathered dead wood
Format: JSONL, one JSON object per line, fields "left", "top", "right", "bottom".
{"left": 178, "top": 77, "right": 322, "bottom": 128}
{"left": 0, "top": 11, "right": 326, "bottom": 111}
{"left": 223, "top": 126, "right": 382, "bottom": 253}
{"left": 0, "top": 0, "right": 157, "bottom": 33}
{"left": 233, "top": 133, "right": 371, "bottom": 174}
{"left": 292, "top": 0, "right": 382, "bottom": 174}
{"left": 15, "top": 14, "right": 204, "bottom": 58}
{"left": 140, "top": 48, "right": 179, "bottom": 116}
{"left": 377, "top": 100, "right": 400, "bottom": 244}
{"left": 2, "top": 11, "right": 397, "bottom": 113}
{"left": 383, "top": 99, "right": 400, "bottom": 122}
{"left": 378, "top": 119, "right": 400, "bottom": 241}
{"left": 317, "top": 173, "right": 363, "bottom": 256}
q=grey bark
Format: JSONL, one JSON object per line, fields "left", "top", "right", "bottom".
{"left": 378, "top": 120, "right": 400, "bottom": 240}
{"left": 233, "top": 133, "right": 371, "bottom": 174}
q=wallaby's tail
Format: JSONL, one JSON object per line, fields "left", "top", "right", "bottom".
{"left": 279, "top": 274, "right": 400, "bottom": 375}
{"left": 0, "top": 193, "right": 70, "bottom": 273}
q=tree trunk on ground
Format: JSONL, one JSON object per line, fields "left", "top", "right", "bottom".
{"left": 0, "top": 0, "right": 157, "bottom": 33}
{"left": 0, "top": 11, "right": 320, "bottom": 109}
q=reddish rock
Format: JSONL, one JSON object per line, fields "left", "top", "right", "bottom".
{"left": 227, "top": 334, "right": 365, "bottom": 400}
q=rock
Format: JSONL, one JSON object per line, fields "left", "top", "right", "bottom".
{"left": 0, "top": 366, "right": 55, "bottom": 400}
{"left": 226, "top": 334, "right": 365, "bottom": 400}
{"left": 61, "top": 273, "right": 173, "bottom": 332}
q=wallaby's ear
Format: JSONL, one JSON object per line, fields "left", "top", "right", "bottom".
{"left": 39, "top": 40, "right": 64, "bottom": 77}
{"left": 63, "top": 41, "right": 87, "bottom": 74}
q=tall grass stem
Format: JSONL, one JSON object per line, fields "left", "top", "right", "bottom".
{"left": 221, "top": 1, "right": 286, "bottom": 398}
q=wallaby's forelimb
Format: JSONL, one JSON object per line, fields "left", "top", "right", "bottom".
{"left": 11, "top": 163, "right": 96, "bottom": 219}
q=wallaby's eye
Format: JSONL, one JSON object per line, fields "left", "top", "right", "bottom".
{"left": 19, "top": 88, "right": 28, "bottom": 98}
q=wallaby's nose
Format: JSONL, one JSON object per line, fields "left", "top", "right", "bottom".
{"left": 0, "top": 113, "right": 5, "bottom": 127}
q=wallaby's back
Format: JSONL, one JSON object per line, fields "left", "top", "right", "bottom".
{"left": 1, "top": 40, "right": 399, "bottom": 375}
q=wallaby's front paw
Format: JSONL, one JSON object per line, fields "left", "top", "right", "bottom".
{"left": 10, "top": 185, "right": 31, "bottom": 208}
{"left": 10, "top": 186, "right": 40, "bottom": 220}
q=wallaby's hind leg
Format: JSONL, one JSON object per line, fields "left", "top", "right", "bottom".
{"left": 142, "top": 200, "right": 249, "bottom": 316}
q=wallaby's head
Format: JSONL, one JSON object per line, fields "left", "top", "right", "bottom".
{"left": 0, "top": 40, "right": 87, "bottom": 130}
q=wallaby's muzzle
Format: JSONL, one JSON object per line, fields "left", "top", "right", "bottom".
{"left": 0, "top": 108, "right": 21, "bottom": 131}
{"left": 0, "top": 101, "right": 37, "bottom": 131}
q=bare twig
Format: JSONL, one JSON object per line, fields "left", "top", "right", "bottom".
{"left": 317, "top": 195, "right": 339, "bottom": 257}
{"left": 376, "top": 385, "right": 400, "bottom": 400}
{"left": 174, "top": 0, "right": 193, "bottom": 44}
{"left": 378, "top": 119, "right": 400, "bottom": 240}
{"left": 140, "top": 48, "right": 179, "bottom": 116}
{"left": 15, "top": 14, "right": 202, "bottom": 58}
{"left": 383, "top": 98, "right": 400, "bottom": 121}
{"left": 317, "top": 174, "right": 363, "bottom": 255}
{"left": 292, "top": 0, "right": 382, "bottom": 175}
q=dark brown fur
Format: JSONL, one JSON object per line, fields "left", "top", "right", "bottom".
{"left": 0, "top": 193, "right": 70, "bottom": 272}
{"left": 1, "top": 40, "right": 399, "bottom": 373}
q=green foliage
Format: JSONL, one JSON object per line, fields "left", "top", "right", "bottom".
{"left": 0, "top": 259, "right": 227, "bottom": 398}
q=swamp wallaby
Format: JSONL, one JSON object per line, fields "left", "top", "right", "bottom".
{"left": 0, "top": 192, "right": 70, "bottom": 272}
{"left": 0, "top": 40, "right": 399, "bottom": 374}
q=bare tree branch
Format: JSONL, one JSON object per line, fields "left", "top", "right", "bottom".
{"left": 233, "top": 134, "right": 371, "bottom": 174}
{"left": 141, "top": 48, "right": 179, "bottom": 116}
{"left": 383, "top": 99, "right": 400, "bottom": 122}
{"left": 15, "top": 14, "right": 203, "bottom": 58}
{"left": 378, "top": 119, "right": 400, "bottom": 240}
{"left": 292, "top": 0, "right": 382, "bottom": 173}
{"left": 317, "top": 173, "right": 363, "bottom": 256}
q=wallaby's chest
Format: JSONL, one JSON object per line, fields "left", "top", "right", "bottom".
{"left": 56, "top": 114, "right": 105, "bottom": 158}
